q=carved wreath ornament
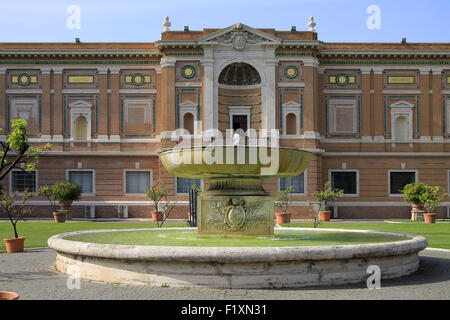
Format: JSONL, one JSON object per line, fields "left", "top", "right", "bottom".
{"left": 207, "top": 198, "right": 266, "bottom": 232}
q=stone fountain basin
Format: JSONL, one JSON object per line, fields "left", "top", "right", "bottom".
{"left": 48, "top": 227, "right": 427, "bottom": 289}
{"left": 158, "top": 146, "right": 312, "bottom": 178}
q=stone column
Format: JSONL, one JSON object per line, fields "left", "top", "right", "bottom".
{"left": 431, "top": 69, "right": 443, "bottom": 139}
{"left": 203, "top": 48, "right": 215, "bottom": 131}
{"left": 97, "top": 67, "right": 109, "bottom": 141}
{"left": 419, "top": 68, "right": 431, "bottom": 140}
{"left": 109, "top": 67, "right": 121, "bottom": 142}
{"left": 262, "top": 56, "right": 277, "bottom": 131}
{"left": 52, "top": 67, "right": 64, "bottom": 143}
{"left": 41, "top": 67, "right": 52, "bottom": 139}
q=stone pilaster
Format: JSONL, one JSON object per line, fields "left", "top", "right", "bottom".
{"left": 0, "top": 68, "right": 6, "bottom": 133}
{"left": 41, "top": 67, "right": 52, "bottom": 137}
{"left": 203, "top": 48, "right": 215, "bottom": 131}
{"left": 373, "top": 69, "right": 384, "bottom": 138}
{"left": 109, "top": 67, "right": 121, "bottom": 141}
{"left": 361, "top": 70, "right": 371, "bottom": 137}
{"left": 431, "top": 69, "right": 443, "bottom": 138}
{"left": 97, "top": 67, "right": 108, "bottom": 140}
{"left": 419, "top": 68, "right": 431, "bottom": 138}
{"left": 51, "top": 68, "right": 64, "bottom": 141}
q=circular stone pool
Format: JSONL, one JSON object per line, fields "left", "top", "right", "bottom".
{"left": 48, "top": 227, "right": 428, "bottom": 289}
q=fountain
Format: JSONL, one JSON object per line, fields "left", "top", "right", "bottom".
{"left": 159, "top": 146, "right": 311, "bottom": 237}
{"left": 48, "top": 144, "right": 427, "bottom": 288}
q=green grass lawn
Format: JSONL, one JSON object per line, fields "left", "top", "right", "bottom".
{"left": 1, "top": 220, "right": 448, "bottom": 250}
{"left": 0, "top": 221, "right": 186, "bottom": 250}
{"left": 64, "top": 229, "right": 409, "bottom": 247}
{"left": 283, "top": 222, "right": 450, "bottom": 249}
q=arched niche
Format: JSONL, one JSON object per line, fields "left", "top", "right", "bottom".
{"left": 74, "top": 115, "right": 88, "bottom": 140}
{"left": 69, "top": 100, "right": 92, "bottom": 141}
{"left": 286, "top": 113, "right": 297, "bottom": 135}
{"left": 390, "top": 101, "right": 414, "bottom": 141}
{"left": 183, "top": 112, "right": 194, "bottom": 134}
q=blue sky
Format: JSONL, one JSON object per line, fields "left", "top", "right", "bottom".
{"left": 1, "top": 0, "right": 449, "bottom": 43}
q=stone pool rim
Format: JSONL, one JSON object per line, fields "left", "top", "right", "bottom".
{"left": 47, "top": 227, "right": 428, "bottom": 263}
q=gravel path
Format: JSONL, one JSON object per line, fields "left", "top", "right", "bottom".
{"left": 0, "top": 248, "right": 448, "bottom": 300}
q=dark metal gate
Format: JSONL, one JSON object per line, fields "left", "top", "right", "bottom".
{"left": 188, "top": 188, "right": 198, "bottom": 227}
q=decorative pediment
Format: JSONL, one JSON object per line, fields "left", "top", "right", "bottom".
{"left": 179, "top": 100, "right": 198, "bottom": 108}
{"left": 198, "top": 23, "right": 281, "bottom": 49}
{"left": 390, "top": 100, "right": 414, "bottom": 109}
{"left": 282, "top": 101, "right": 301, "bottom": 109}
{"left": 69, "top": 100, "right": 92, "bottom": 108}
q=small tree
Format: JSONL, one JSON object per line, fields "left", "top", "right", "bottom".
{"left": 308, "top": 182, "right": 344, "bottom": 228}
{"left": 158, "top": 191, "right": 175, "bottom": 228}
{"left": 146, "top": 181, "right": 166, "bottom": 213}
{"left": 275, "top": 186, "right": 295, "bottom": 215}
{"left": 38, "top": 185, "right": 58, "bottom": 212}
{"left": 420, "top": 185, "right": 446, "bottom": 214}
{"left": 0, "top": 189, "right": 33, "bottom": 239}
{"left": 51, "top": 181, "right": 82, "bottom": 202}
{"left": 146, "top": 181, "right": 174, "bottom": 227}
{"left": 0, "top": 119, "right": 50, "bottom": 182}
{"left": 401, "top": 182, "right": 429, "bottom": 209}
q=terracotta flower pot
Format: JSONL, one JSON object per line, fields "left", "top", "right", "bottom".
{"left": 411, "top": 202, "right": 423, "bottom": 211}
{"left": 318, "top": 210, "right": 332, "bottom": 222}
{"left": 0, "top": 291, "right": 19, "bottom": 300}
{"left": 53, "top": 210, "right": 68, "bottom": 223}
{"left": 152, "top": 211, "right": 164, "bottom": 222}
{"left": 275, "top": 212, "right": 291, "bottom": 225}
{"left": 3, "top": 237, "right": 25, "bottom": 254}
{"left": 424, "top": 213, "right": 437, "bottom": 224}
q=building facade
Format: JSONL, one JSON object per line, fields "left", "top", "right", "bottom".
{"left": 1, "top": 22, "right": 450, "bottom": 219}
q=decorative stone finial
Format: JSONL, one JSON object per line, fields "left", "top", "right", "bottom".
{"left": 163, "top": 16, "right": 171, "bottom": 32}
{"left": 307, "top": 16, "right": 316, "bottom": 32}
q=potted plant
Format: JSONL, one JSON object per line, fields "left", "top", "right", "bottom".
{"left": 0, "top": 189, "right": 33, "bottom": 253}
{"left": 419, "top": 184, "right": 445, "bottom": 224}
{"left": 401, "top": 182, "right": 429, "bottom": 213}
{"left": 308, "top": 181, "right": 344, "bottom": 227}
{"left": 38, "top": 185, "right": 66, "bottom": 223}
{"left": 146, "top": 181, "right": 167, "bottom": 222}
{"left": 51, "top": 181, "right": 82, "bottom": 220}
{"left": 274, "top": 186, "right": 295, "bottom": 225}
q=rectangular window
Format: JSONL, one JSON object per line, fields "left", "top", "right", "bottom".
{"left": 125, "top": 171, "right": 151, "bottom": 194}
{"left": 68, "top": 171, "right": 94, "bottom": 194}
{"left": 280, "top": 173, "right": 305, "bottom": 194}
{"left": 389, "top": 171, "right": 416, "bottom": 195}
{"left": 330, "top": 171, "right": 358, "bottom": 195}
{"left": 176, "top": 177, "right": 201, "bottom": 194}
{"left": 11, "top": 171, "right": 37, "bottom": 193}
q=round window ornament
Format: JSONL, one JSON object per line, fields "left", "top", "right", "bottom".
{"left": 181, "top": 65, "right": 196, "bottom": 79}
{"left": 336, "top": 73, "right": 350, "bottom": 87}
{"left": 284, "top": 66, "right": 298, "bottom": 79}
{"left": 131, "top": 73, "right": 146, "bottom": 86}
{"left": 18, "top": 73, "right": 31, "bottom": 86}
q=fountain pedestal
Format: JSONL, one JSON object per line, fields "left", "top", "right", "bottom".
{"left": 198, "top": 177, "right": 274, "bottom": 237}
